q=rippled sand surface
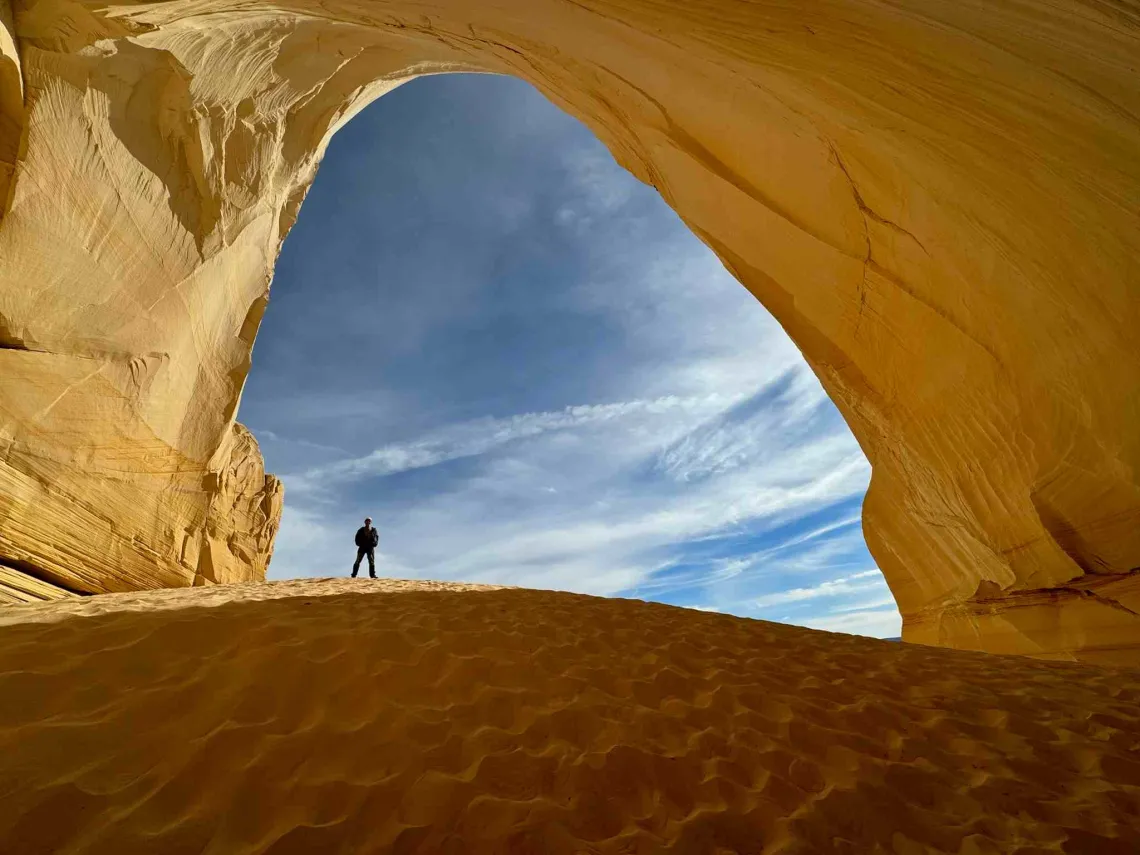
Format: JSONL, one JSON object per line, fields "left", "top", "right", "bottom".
{"left": 0, "top": 579, "right": 1137, "bottom": 854}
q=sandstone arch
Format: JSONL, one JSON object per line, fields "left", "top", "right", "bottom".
{"left": 0, "top": 0, "right": 1137, "bottom": 661}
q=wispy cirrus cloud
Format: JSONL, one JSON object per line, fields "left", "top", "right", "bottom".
{"left": 654, "top": 368, "right": 831, "bottom": 483}
{"left": 286, "top": 393, "right": 730, "bottom": 492}
{"left": 751, "top": 569, "right": 886, "bottom": 609}
{"left": 801, "top": 607, "right": 903, "bottom": 638}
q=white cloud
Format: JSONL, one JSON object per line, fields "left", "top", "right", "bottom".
{"left": 828, "top": 594, "right": 899, "bottom": 614}
{"left": 269, "top": 363, "right": 873, "bottom": 609}
{"left": 285, "top": 393, "right": 733, "bottom": 492}
{"left": 761, "top": 513, "right": 864, "bottom": 556}
{"left": 255, "top": 429, "right": 347, "bottom": 456}
{"left": 751, "top": 569, "right": 887, "bottom": 609}
{"left": 800, "top": 607, "right": 902, "bottom": 639}
{"left": 750, "top": 570, "right": 901, "bottom": 639}
{"left": 751, "top": 524, "right": 873, "bottom": 575}
{"left": 341, "top": 421, "right": 869, "bottom": 600}
{"left": 655, "top": 369, "right": 830, "bottom": 483}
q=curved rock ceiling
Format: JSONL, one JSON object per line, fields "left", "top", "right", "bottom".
{"left": 0, "top": 0, "right": 1137, "bottom": 662}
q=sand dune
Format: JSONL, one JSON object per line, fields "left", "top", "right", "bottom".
{"left": 0, "top": 579, "right": 1137, "bottom": 854}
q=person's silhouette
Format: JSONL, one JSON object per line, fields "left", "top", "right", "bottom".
{"left": 351, "top": 517, "right": 379, "bottom": 579}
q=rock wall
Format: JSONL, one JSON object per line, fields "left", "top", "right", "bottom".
{"left": 0, "top": 0, "right": 1137, "bottom": 661}
{"left": 0, "top": 0, "right": 18, "bottom": 209}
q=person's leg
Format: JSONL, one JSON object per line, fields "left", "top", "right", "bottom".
{"left": 367, "top": 549, "right": 376, "bottom": 579}
{"left": 352, "top": 548, "right": 363, "bottom": 578}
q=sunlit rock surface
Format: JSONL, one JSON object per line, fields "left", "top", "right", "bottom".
{"left": 0, "top": 0, "right": 1137, "bottom": 660}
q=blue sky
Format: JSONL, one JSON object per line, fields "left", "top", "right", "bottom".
{"left": 240, "top": 74, "right": 901, "bottom": 638}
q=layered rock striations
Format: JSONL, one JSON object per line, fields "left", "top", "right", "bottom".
{"left": 0, "top": 0, "right": 1137, "bottom": 660}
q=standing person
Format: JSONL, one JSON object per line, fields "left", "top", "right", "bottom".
{"left": 352, "top": 517, "right": 379, "bottom": 579}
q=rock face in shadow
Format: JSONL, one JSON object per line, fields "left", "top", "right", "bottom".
{"left": 0, "top": 0, "right": 1137, "bottom": 660}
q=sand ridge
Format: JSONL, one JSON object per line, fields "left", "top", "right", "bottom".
{"left": 0, "top": 579, "right": 1137, "bottom": 854}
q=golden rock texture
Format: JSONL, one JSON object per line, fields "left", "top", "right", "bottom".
{"left": 0, "top": 1, "right": 1137, "bottom": 660}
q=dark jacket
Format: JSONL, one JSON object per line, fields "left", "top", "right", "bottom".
{"left": 355, "top": 525, "right": 379, "bottom": 549}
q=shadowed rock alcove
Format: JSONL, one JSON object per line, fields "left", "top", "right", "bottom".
{"left": 0, "top": 0, "right": 1137, "bottom": 662}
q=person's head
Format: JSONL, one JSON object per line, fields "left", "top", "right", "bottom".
{"left": 364, "top": 517, "right": 372, "bottom": 527}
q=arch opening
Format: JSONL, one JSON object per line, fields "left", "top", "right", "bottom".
{"left": 0, "top": 0, "right": 1137, "bottom": 661}
{"left": 244, "top": 73, "right": 898, "bottom": 638}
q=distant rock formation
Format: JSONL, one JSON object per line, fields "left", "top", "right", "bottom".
{"left": 0, "top": 0, "right": 1137, "bottom": 661}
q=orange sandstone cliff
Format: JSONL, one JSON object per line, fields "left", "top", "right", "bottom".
{"left": 0, "top": 0, "right": 1137, "bottom": 662}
